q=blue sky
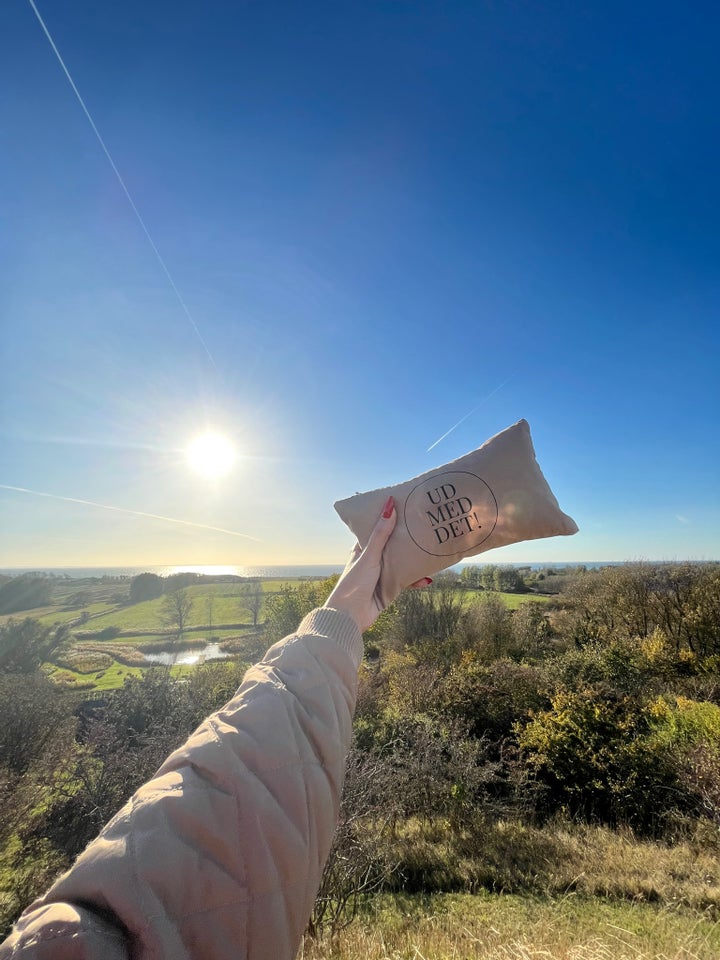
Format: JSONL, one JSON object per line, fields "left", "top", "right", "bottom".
{"left": 1, "top": 0, "right": 718, "bottom": 568}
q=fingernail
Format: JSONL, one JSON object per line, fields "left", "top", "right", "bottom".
{"left": 382, "top": 496, "right": 394, "bottom": 519}
{"left": 424, "top": 577, "right": 433, "bottom": 585}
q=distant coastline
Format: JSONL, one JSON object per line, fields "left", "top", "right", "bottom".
{"left": 0, "top": 561, "right": 672, "bottom": 580}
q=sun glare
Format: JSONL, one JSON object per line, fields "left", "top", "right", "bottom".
{"left": 186, "top": 432, "right": 237, "bottom": 479}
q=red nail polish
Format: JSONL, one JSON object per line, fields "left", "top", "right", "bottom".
{"left": 424, "top": 577, "right": 433, "bottom": 585}
{"left": 382, "top": 496, "right": 394, "bottom": 519}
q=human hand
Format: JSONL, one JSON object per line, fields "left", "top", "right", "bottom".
{"left": 325, "top": 496, "right": 432, "bottom": 632}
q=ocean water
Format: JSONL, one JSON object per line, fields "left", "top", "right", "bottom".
{"left": 0, "top": 564, "right": 346, "bottom": 579}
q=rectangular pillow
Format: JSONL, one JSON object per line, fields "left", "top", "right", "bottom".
{"left": 334, "top": 419, "right": 578, "bottom": 608}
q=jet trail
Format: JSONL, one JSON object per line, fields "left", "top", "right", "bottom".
{"left": 26, "top": 0, "right": 217, "bottom": 370}
{"left": 427, "top": 376, "right": 514, "bottom": 452}
{"left": 0, "top": 485, "right": 261, "bottom": 541}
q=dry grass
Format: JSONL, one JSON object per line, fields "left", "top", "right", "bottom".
{"left": 300, "top": 820, "right": 720, "bottom": 959}
{"left": 300, "top": 891, "right": 720, "bottom": 959}
{"left": 382, "top": 818, "right": 720, "bottom": 916}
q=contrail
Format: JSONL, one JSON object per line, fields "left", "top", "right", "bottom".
{"left": 0, "top": 485, "right": 261, "bottom": 542}
{"left": 26, "top": 0, "right": 217, "bottom": 371}
{"left": 427, "top": 376, "right": 514, "bottom": 452}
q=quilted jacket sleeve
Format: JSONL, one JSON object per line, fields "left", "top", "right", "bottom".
{"left": 0, "top": 607, "right": 363, "bottom": 960}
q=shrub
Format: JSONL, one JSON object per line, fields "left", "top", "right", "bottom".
{"left": 437, "top": 654, "right": 548, "bottom": 742}
{"left": 458, "top": 594, "right": 514, "bottom": 660}
{"left": 518, "top": 690, "right": 681, "bottom": 832}
{"left": 648, "top": 696, "right": 720, "bottom": 824}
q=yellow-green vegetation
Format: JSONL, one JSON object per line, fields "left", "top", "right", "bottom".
{"left": 302, "top": 890, "right": 720, "bottom": 960}
{"left": 2, "top": 563, "right": 720, "bottom": 949}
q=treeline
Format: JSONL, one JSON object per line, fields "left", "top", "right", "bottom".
{"left": 0, "top": 576, "right": 52, "bottom": 615}
{"left": 1, "top": 563, "right": 719, "bottom": 940}
{"left": 0, "top": 570, "right": 261, "bottom": 617}
{"left": 458, "top": 562, "right": 577, "bottom": 593}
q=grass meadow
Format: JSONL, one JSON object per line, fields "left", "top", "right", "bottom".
{"left": 301, "top": 818, "right": 720, "bottom": 959}
{"left": 301, "top": 890, "right": 720, "bottom": 960}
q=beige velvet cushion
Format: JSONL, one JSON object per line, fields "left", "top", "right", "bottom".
{"left": 334, "top": 419, "right": 578, "bottom": 608}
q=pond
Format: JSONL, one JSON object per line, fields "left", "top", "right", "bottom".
{"left": 143, "top": 643, "right": 230, "bottom": 666}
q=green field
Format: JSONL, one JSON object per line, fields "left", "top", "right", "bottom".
{"left": 37, "top": 601, "right": 117, "bottom": 626}
{"left": 45, "top": 660, "right": 144, "bottom": 691}
{"left": 75, "top": 580, "right": 303, "bottom": 632}
{"left": 4, "top": 577, "right": 551, "bottom": 692}
{"left": 485, "top": 590, "right": 550, "bottom": 609}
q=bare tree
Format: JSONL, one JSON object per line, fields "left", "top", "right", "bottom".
{"left": 161, "top": 588, "right": 193, "bottom": 641}
{"left": 239, "top": 581, "right": 264, "bottom": 629}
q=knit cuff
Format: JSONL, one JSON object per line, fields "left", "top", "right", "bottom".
{"left": 296, "top": 607, "right": 364, "bottom": 670}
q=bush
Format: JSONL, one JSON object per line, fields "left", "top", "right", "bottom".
{"left": 648, "top": 696, "right": 720, "bottom": 824}
{"left": 458, "top": 594, "right": 514, "bottom": 660}
{"left": 518, "top": 690, "right": 681, "bottom": 832}
{"left": 543, "top": 635, "right": 657, "bottom": 698}
{"left": 0, "top": 619, "right": 68, "bottom": 673}
{"left": 263, "top": 579, "right": 336, "bottom": 645}
{"left": 383, "top": 584, "right": 464, "bottom": 658}
{"left": 437, "top": 654, "right": 548, "bottom": 742}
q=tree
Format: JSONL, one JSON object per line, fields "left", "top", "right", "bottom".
{"left": 460, "top": 565, "right": 483, "bottom": 590}
{"left": 385, "top": 582, "right": 464, "bottom": 656}
{"left": 206, "top": 593, "right": 215, "bottom": 633}
{"left": 493, "top": 566, "right": 526, "bottom": 593}
{"left": 460, "top": 593, "right": 513, "bottom": 660}
{"left": 0, "top": 672, "right": 74, "bottom": 775}
{"left": 307, "top": 747, "right": 400, "bottom": 941}
{"left": 480, "top": 565, "right": 498, "bottom": 591}
{"left": 438, "top": 653, "right": 548, "bottom": 742}
{"left": 239, "top": 580, "right": 264, "bottom": 629}
{"left": 0, "top": 619, "right": 69, "bottom": 673}
{"left": 161, "top": 588, "right": 193, "bottom": 640}
{"left": 262, "top": 579, "right": 337, "bottom": 644}
{"left": 511, "top": 601, "right": 552, "bottom": 651}
{"left": 129, "top": 573, "right": 164, "bottom": 604}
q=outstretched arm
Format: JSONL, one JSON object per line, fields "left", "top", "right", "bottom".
{"left": 1, "top": 498, "right": 426, "bottom": 960}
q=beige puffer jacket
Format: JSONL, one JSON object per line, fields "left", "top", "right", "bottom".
{"left": 0, "top": 607, "right": 363, "bottom": 960}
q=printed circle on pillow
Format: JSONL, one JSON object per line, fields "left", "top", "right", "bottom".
{"left": 403, "top": 470, "right": 498, "bottom": 557}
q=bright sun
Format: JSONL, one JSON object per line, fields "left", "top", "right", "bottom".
{"left": 186, "top": 432, "right": 237, "bottom": 479}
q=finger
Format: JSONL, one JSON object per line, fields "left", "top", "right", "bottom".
{"left": 409, "top": 577, "right": 433, "bottom": 589}
{"left": 363, "top": 496, "right": 397, "bottom": 562}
